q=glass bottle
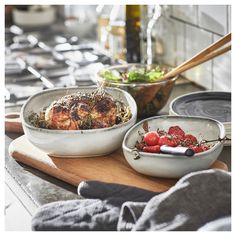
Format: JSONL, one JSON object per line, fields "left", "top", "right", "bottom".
{"left": 125, "top": 5, "right": 141, "bottom": 63}
{"left": 97, "top": 5, "right": 112, "bottom": 49}
{"left": 108, "top": 5, "right": 126, "bottom": 62}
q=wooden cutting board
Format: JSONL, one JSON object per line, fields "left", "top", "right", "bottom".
{"left": 9, "top": 135, "right": 228, "bottom": 192}
{"left": 5, "top": 112, "right": 23, "bottom": 134}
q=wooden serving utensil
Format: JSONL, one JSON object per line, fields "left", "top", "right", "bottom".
{"left": 162, "top": 33, "right": 231, "bottom": 80}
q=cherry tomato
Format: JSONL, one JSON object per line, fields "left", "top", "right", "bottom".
{"left": 140, "top": 126, "right": 211, "bottom": 155}
{"left": 168, "top": 126, "right": 185, "bottom": 139}
{"left": 172, "top": 136, "right": 183, "bottom": 145}
{"left": 143, "top": 145, "right": 161, "bottom": 153}
{"left": 158, "top": 135, "right": 178, "bottom": 147}
{"left": 183, "top": 134, "right": 198, "bottom": 146}
{"left": 189, "top": 145, "right": 204, "bottom": 153}
{"left": 144, "top": 131, "right": 160, "bottom": 146}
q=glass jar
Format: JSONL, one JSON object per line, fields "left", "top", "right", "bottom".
{"left": 97, "top": 5, "right": 112, "bottom": 49}
{"left": 108, "top": 5, "right": 126, "bottom": 62}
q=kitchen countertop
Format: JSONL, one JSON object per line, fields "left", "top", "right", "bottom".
{"left": 5, "top": 78, "right": 231, "bottom": 230}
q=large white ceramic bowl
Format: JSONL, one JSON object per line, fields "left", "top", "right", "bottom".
{"left": 122, "top": 115, "right": 225, "bottom": 178}
{"left": 21, "top": 87, "right": 137, "bottom": 157}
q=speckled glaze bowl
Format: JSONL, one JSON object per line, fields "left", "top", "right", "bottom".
{"left": 122, "top": 115, "right": 225, "bottom": 178}
{"left": 21, "top": 87, "right": 137, "bottom": 157}
{"left": 95, "top": 64, "right": 178, "bottom": 118}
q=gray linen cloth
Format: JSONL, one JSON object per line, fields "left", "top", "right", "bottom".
{"left": 31, "top": 169, "right": 231, "bottom": 231}
{"left": 31, "top": 181, "right": 157, "bottom": 231}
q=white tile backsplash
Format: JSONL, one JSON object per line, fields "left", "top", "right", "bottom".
{"left": 172, "top": 5, "right": 198, "bottom": 25}
{"left": 173, "top": 20, "right": 185, "bottom": 65}
{"left": 198, "top": 5, "right": 227, "bottom": 35}
{"left": 153, "top": 5, "right": 231, "bottom": 90}
{"left": 185, "top": 24, "right": 213, "bottom": 89}
{"left": 153, "top": 17, "right": 176, "bottom": 66}
{"left": 212, "top": 35, "right": 231, "bottom": 91}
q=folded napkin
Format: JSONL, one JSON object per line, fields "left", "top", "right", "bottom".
{"left": 31, "top": 181, "right": 157, "bottom": 231}
{"left": 31, "top": 169, "right": 231, "bottom": 231}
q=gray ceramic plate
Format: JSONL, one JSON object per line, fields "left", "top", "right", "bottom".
{"left": 169, "top": 91, "right": 231, "bottom": 123}
{"left": 169, "top": 91, "right": 231, "bottom": 146}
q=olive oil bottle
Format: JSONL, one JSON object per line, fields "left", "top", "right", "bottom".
{"left": 125, "top": 5, "right": 141, "bottom": 63}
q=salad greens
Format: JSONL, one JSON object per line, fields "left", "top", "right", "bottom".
{"left": 100, "top": 66, "right": 165, "bottom": 83}
{"left": 100, "top": 70, "right": 120, "bottom": 81}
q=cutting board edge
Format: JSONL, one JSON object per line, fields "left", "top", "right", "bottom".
{"left": 9, "top": 140, "right": 82, "bottom": 187}
{"left": 7, "top": 136, "right": 228, "bottom": 193}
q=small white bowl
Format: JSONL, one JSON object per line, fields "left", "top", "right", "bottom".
{"left": 122, "top": 116, "right": 225, "bottom": 178}
{"left": 21, "top": 87, "right": 137, "bottom": 157}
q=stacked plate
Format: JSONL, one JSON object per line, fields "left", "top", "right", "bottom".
{"left": 169, "top": 91, "right": 231, "bottom": 145}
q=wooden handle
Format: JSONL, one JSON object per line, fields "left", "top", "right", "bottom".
{"left": 162, "top": 33, "right": 231, "bottom": 80}
{"left": 163, "top": 45, "right": 231, "bottom": 79}
{"left": 5, "top": 112, "right": 24, "bottom": 134}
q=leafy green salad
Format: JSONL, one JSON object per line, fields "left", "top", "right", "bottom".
{"left": 100, "top": 66, "right": 165, "bottom": 83}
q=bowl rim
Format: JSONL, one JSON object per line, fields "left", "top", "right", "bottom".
{"left": 122, "top": 115, "right": 225, "bottom": 160}
{"left": 21, "top": 86, "right": 137, "bottom": 134}
{"left": 95, "top": 63, "right": 178, "bottom": 87}
{"left": 169, "top": 90, "right": 231, "bottom": 125}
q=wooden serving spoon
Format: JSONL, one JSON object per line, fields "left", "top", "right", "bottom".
{"left": 162, "top": 33, "right": 231, "bottom": 80}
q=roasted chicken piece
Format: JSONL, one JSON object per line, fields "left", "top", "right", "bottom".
{"left": 91, "top": 97, "right": 117, "bottom": 129}
{"left": 45, "top": 93, "right": 117, "bottom": 130}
